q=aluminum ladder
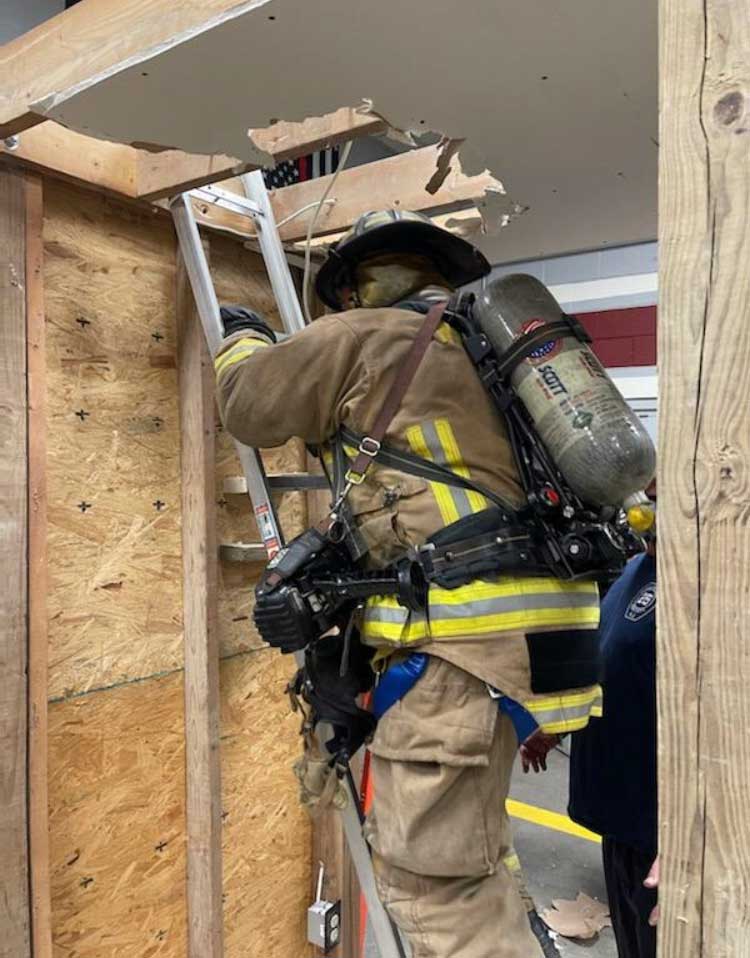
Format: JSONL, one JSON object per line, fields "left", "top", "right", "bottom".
{"left": 170, "top": 171, "right": 405, "bottom": 958}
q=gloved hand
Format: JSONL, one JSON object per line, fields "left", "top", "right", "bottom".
{"left": 219, "top": 304, "right": 277, "bottom": 342}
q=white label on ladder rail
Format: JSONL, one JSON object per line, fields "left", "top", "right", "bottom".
{"left": 255, "top": 504, "right": 280, "bottom": 558}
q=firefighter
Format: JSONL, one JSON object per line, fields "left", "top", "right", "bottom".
{"left": 214, "top": 210, "right": 602, "bottom": 958}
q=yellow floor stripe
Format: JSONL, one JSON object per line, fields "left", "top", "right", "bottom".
{"left": 507, "top": 798, "right": 602, "bottom": 844}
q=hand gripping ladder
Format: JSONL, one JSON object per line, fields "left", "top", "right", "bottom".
{"left": 170, "top": 172, "right": 405, "bottom": 958}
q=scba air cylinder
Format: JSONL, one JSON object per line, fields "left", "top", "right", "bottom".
{"left": 473, "top": 273, "right": 656, "bottom": 508}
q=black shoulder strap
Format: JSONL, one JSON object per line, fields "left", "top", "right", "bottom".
{"left": 338, "top": 425, "right": 517, "bottom": 516}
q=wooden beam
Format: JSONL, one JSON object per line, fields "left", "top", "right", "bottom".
{"left": 25, "top": 172, "right": 53, "bottom": 958}
{"left": 0, "top": 108, "right": 387, "bottom": 205}
{"left": 268, "top": 144, "right": 500, "bottom": 243}
{"left": 658, "top": 0, "right": 750, "bottom": 955}
{"left": 0, "top": 0, "right": 260, "bottom": 139}
{"left": 176, "top": 253, "right": 223, "bottom": 958}
{"left": 0, "top": 168, "right": 30, "bottom": 955}
{"left": 137, "top": 149, "right": 252, "bottom": 202}
{"left": 0, "top": 122, "right": 138, "bottom": 197}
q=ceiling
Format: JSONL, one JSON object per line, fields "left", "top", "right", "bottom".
{"left": 39, "top": 0, "right": 658, "bottom": 263}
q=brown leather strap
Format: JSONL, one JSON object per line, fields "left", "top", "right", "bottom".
{"left": 346, "top": 302, "right": 447, "bottom": 484}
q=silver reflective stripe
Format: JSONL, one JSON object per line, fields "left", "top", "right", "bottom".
{"left": 365, "top": 589, "right": 595, "bottom": 624}
{"left": 429, "top": 590, "right": 596, "bottom": 620}
{"left": 526, "top": 698, "right": 600, "bottom": 729}
{"left": 365, "top": 605, "right": 414, "bottom": 624}
{"left": 421, "top": 420, "right": 474, "bottom": 519}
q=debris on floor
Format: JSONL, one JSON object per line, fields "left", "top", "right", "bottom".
{"left": 541, "top": 893, "right": 611, "bottom": 940}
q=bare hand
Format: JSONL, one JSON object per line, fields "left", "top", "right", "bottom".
{"left": 644, "top": 856, "right": 659, "bottom": 925}
{"left": 520, "top": 730, "right": 560, "bottom": 773}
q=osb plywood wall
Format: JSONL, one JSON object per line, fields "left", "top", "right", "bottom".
{"left": 42, "top": 180, "right": 311, "bottom": 957}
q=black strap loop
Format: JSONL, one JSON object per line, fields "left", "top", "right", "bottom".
{"left": 495, "top": 314, "right": 592, "bottom": 380}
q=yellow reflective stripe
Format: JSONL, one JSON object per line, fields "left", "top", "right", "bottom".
{"left": 362, "top": 576, "right": 599, "bottom": 643}
{"left": 214, "top": 337, "right": 270, "bottom": 377}
{"left": 521, "top": 686, "right": 602, "bottom": 734}
{"left": 405, "top": 423, "right": 459, "bottom": 525}
{"left": 523, "top": 688, "right": 602, "bottom": 715}
{"left": 366, "top": 578, "right": 598, "bottom": 609}
{"left": 433, "top": 419, "right": 489, "bottom": 513}
{"left": 363, "top": 605, "right": 600, "bottom": 643}
{"left": 506, "top": 800, "right": 601, "bottom": 844}
{"left": 434, "top": 323, "right": 461, "bottom": 345}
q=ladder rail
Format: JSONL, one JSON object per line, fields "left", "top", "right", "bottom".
{"left": 170, "top": 193, "right": 284, "bottom": 557}
{"left": 170, "top": 185, "right": 405, "bottom": 958}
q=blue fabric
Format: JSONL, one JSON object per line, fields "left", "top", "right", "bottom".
{"left": 498, "top": 695, "right": 538, "bottom": 743}
{"left": 568, "top": 553, "right": 657, "bottom": 854}
{"left": 372, "top": 653, "right": 429, "bottom": 719}
{"left": 372, "top": 653, "right": 538, "bottom": 747}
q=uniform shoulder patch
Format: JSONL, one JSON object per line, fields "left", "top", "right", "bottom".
{"left": 625, "top": 582, "right": 656, "bottom": 622}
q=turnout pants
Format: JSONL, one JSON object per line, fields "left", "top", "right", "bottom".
{"left": 364, "top": 657, "right": 544, "bottom": 958}
{"left": 602, "top": 838, "right": 657, "bottom": 958}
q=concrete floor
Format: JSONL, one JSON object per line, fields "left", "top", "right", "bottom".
{"left": 364, "top": 744, "right": 616, "bottom": 958}
{"left": 510, "top": 746, "right": 616, "bottom": 958}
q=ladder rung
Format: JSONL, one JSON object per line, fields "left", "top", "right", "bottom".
{"left": 191, "top": 184, "right": 263, "bottom": 219}
{"left": 224, "top": 474, "right": 329, "bottom": 493}
{"left": 219, "top": 542, "right": 268, "bottom": 563}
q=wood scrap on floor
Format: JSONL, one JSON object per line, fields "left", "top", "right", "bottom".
{"left": 541, "top": 893, "right": 611, "bottom": 941}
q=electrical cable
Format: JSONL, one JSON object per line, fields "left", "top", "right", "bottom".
{"left": 275, "top": 198, "right": 336, "bottom": 228}
{"left": 302, "top": 140, "right": 354, "bottom": 324}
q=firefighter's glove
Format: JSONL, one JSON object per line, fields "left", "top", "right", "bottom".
{"left": 219, "top": 304, "right": 277, "bottom": 342}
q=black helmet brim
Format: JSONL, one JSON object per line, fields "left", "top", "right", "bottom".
{"left": 314, "top": 219, "right": 491, "bottom": 310}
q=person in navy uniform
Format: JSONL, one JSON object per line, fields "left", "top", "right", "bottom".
{"left": 568, "top": 483, "right": 658, "bottom": 957}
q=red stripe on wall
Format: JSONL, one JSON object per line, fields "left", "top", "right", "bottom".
{"left": 576, "top": 305, "right": 657, "bottom": 368}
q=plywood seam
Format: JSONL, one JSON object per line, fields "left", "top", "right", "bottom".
{"left": 47, "top": 647, "right": 271, "bottom": 704}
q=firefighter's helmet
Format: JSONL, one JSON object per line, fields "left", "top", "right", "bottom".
{"left": 314, "top": 209, "right": 490, "bottom": 309}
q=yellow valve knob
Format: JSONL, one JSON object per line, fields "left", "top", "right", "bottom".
{"left": 627, "top": 504, "right": 656, "bottom": 534}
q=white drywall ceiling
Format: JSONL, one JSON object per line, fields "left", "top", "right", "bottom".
{"left": 39, "top": 0, "right": 657, "bottom": 263}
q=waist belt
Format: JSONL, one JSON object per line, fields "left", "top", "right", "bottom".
{"left": 419, "top": 506, "right": 550, "bottom": 587}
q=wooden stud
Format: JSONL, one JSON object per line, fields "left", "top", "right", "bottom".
{"left": 176, "top": 252, "right": 223, "bottom": 958}
{"left": 25, "top": 172, "right": 53, "bottom": 958}
{"left": 658, "top": 0, "right": 750, "bottom": 954}
{"left": 0, "top": 168, "right": 31, "bottom": 956}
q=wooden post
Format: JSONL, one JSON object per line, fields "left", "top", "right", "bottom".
{"left": 0, "top": 168, "right": 30, "bottom": 956}
{"left": 25, "top": 172, "right": 52, "bottom": 958}
{"left": 177, "top": 255, "right": 223, "bottom": 957}
{"left": 658, "top": 0, "right": 750, "bottom": 953}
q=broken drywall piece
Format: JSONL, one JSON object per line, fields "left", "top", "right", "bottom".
{"left": 478, "top": 187, "right": 528, "bottom": 235}
{"left": 541, "top": 893, "right": 611, "bottom": 940}
{"left": 34, "top": 0, "right": 658, "bottom": 261}
{"left": 426, "top": 137, "right": 465, "bottom": 195}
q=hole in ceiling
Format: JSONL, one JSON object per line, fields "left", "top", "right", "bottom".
{"left": 268, "top": 15, "right": 276, "bottom": 20}
{"left": 541, "top": 75, "right": 549, "bottom": 80}
{"left": 141, "top": 72, "right": 149, "bottom": 77}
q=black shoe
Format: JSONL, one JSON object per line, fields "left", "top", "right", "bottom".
{"left": 528, "top": 909, "right": 560, "bottom": 957}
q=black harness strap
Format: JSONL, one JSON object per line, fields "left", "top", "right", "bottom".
{"left": 494, "top": 314, "right": 592, "bottom": 380}
{"left": 337, "top": 425, "right": 517, "bottom": 515}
